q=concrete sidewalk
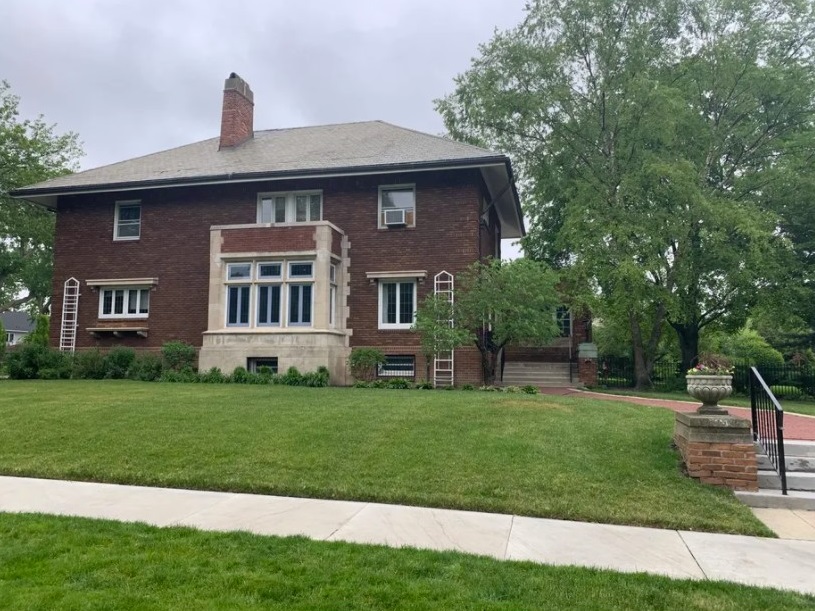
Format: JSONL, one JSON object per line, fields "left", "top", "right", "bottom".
{"left": 1, "top": 477, "right": 815, "bottom": 595}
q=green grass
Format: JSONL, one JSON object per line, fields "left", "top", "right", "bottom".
{"left": 598, "top": 388, "right": 815, "bottom": 417}
{"left": 0, "top": 380, "right": 771, "bottom": 535}
{"left": 1, "top": 513, "right": 811, "bottom": 610}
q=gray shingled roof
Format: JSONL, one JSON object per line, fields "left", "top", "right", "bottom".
{"left": 0, "top": 311, "right": 34, "bottom": 333}
{"left": 15, "top": 121, "right": 505, "bottom": 194}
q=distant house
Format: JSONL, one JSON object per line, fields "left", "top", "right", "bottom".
{"left": 1, "top": 312, "right": 34, "bottom": 346}
{"left": 11, "top": 73, "right": 590, "bottom": 386}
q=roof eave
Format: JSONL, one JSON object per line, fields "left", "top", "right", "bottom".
{"left": 10, "top": 156, "right": 509, "bottom": 208}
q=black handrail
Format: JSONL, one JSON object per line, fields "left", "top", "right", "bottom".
{"left": 749, "top": 367, "right": 787, "bottom": 495}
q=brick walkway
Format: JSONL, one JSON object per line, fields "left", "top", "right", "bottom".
{"left": 574, "top": 390, "right": 815, "bottom": 441}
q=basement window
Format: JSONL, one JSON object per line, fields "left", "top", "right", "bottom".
{"left": 248, "top": 357, "right": 278, "bottom": 374}
{"left": 378, "top": 355, "right": 415, "bottom": 378}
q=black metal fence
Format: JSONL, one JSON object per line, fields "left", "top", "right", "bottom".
{"left": 597, "top": 356, "right": 815, "bottom": 397}
{"left": 750, "top": 367, "right": 787, "bottom": 495}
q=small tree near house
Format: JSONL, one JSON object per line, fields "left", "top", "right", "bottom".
{"left": 414, "top": 259, "right": 561, "bottom": 385}
{"left": 412, "top": 293, "right": 472, "bottom": 382}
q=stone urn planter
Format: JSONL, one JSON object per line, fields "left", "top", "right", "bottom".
{"left": 686, "top": 374, "right": 733, "bottom": 415}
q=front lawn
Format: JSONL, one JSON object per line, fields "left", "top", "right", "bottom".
{"left": 599, "top": 389, "right": 815, "bottom": 417}
{"left": 0, "top": 380, "right": 770, "bottom": 535}
{"left": 1, "top": 513, "right": 810, "bottom": 610}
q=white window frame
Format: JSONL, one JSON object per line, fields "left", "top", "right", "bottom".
{"left": 378, "top": 184, "right": 416, "bottom": 229}
{"left": 288, "top": 261, "right": 314, "bottom": 280}
{"left": 257, "top": 262, "right": 282, "bottom": 280}
{"left": 113, "top": 200, "right": 142, "bottom": 241}
{"left": 329, "top": 264, "right": 337, "bottom": 329}
{"left": 226, "top": 284, "right": 251, "bottom": 327}
{"left": 256, "top": 283, "right": 282, "bottom": 327}
{"left": 257, "top": 191, "right": 322, "bottom": 224}
{"left": 98, "top": 287, "right": 151, "bottom": 319}
{"left": 287, "top": 283, "right": 314, "bottom": 327}
{"left": 378, "top": 279, "right": 417, "bottom": 330}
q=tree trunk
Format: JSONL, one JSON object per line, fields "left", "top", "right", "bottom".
{"left": 670, "top": 321, "right": 700, "bottom": 374}
{"left": 476, "top": 329, "right": 500, "bottom": 386}
{"left": 629, "top": 304, "right": 667, "bottom": 390}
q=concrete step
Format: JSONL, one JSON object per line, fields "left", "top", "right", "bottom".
{"left": 502, "top": 374, "right": 573, "bottom": 381}
{"left": 503, "top": 364, "right": 571, "bottom": 373}
{"left": 757, "top": 454, "right": 815, "bottom": 472}
{"left": 758, "top": 470, "right": 815, "bottom": 492}
{"left": 784, "top": 440, "right": 815, "bottom": 459}
{"left": 502, "top": 376, "right": 572, "bottom": 384}
{"left": 736, "top": 489, "right": 815, "bottom": 511}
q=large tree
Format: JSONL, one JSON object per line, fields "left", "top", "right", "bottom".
{"left": 413, "top": 259, "right": 560, "bottom": 385}
{"left": 0, "top": 81, "right": 82, "bottom": 313}
{"left": 437, "top": 0, "right": 815, "bottom": 387}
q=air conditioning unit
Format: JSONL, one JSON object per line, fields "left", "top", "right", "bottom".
{"left": 384, "top": 208, "right": 406, "bottom": 226}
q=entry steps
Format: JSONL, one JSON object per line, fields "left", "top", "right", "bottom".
{"left": 737, "top": 440, "right": 815, "bottom": 510}
{"left": 501, "top": 362, "right": 572, "bottom": 388}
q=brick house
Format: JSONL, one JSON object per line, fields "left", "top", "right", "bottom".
{"left": 12, "top": 74, "right": 587, "bottom": 386}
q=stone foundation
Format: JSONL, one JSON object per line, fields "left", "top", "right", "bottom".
{"left": 674, "top": 412, "right": 758, "bottom": 492}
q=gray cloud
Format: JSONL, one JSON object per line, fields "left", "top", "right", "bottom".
{"left": 1, "top": 0, "right": 525, "bottom": 256}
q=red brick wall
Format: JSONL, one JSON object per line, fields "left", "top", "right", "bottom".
{"left": 221, "top": 226, "right": 315, "bottom": 253}
{"left": 51, "top": 169, "right": 490, "bottom": 384}
{"left": 674, "top": 436, "right": 758, "bottom": 492}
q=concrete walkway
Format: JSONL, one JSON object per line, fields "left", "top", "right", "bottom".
{"left": 1, "top": 476, "right": 815, "bottom": 595}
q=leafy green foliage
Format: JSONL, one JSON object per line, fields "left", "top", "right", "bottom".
{"left": 770, "top": 385, "right": 804, "bottom": 400}
{"left": 161, "top": 341, "right": 197, "bottom": 372}
{"left": 437, "top": 0, "right": 815, "bottom": 386}
{"left": 0, "top": 81, "right": 82, "bottom": 313}
{"left": 411, "top": 293, "right": 472, "bottom": 380}
{"left": 128, "top": 353, "right": 164, "bottom": 382}
{"left": 348, "top": 348, "right": 385, "bottom": 381}
{"left": 104, "top": 347, "right": 136, "bottom": 379}
{"left": 712, "top": 328, "right": 785, "bottom": 366}
{"left": 6, "top": 344, "right": 68, "bottom": 379}
{"left": 22, "top": 314, "right": 49, "bottom": 347}
{"left": 0, "top": 319, "right": 5, "bottom": 365}
{"left": 71, "top": 349, "right": 107, "bottom": 380}
{"left": 456, "top": 259, "right": 560, "bottom": 384}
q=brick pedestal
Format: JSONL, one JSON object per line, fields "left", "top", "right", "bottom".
{"left": 578, "top": 358, "right": 597, "bottom": 387}
{"left": 674, "top": 412, "right": 758, "bottom": 492}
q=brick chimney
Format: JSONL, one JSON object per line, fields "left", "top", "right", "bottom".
{"left": 219, "top": 73, "right": 254, "bottom": 149}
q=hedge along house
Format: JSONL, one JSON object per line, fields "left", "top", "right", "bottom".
{"left": 11, "top": 74, "right": 530, "bottom": 386}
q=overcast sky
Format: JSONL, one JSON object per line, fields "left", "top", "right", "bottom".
{"left": 1, "top": 0, "right": 526, "bottom": 256}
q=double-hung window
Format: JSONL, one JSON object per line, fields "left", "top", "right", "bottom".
{"left": 288, "top": 262, "right": 313, "bottom": 326}
{"left": 258, "top": 192, "right": 322, "bottom": 224}
{"left": 556, "top": 306, "right": 572, "bottom": 337}
{"left": 114, "top": 201, "right": 141, "bottom": 240}
{"left": 256, "top": 263, "right": 282, "bottom": 326}
{"left": 226, "top": 263, "right": 251, "bottom": 327}
{"left": 99, "top": 287, "right": 150, "bottom": 319}
{"left": 379, "top": 185, "right": 415, "bottom": 228}
{"left": 379, "top": 280, "right": 416, "bottom": 329}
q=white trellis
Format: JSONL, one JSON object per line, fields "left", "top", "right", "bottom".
{"left": 433, "top": 271, "right": 455, "bottom": 388}
{"left": 59, "top": 277, "right": 80, "bottom": 353}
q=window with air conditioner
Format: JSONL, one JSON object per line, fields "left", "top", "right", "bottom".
{"left": 379, "top": 185, "right": 415, "bottom": 228}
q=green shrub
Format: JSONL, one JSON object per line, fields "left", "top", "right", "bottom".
{"left": 105, "top": 347, "right": 136, "bottom": 379}
{"left": 386, "top": 378, "right": 411, "bottom": 389}
{"left": 281, "top": 366, "right": 303, "bottom": 386}
{"left": 353, "top": 380, "right": 371, "bottom": 388}
{"left": 502, "top": 386, "right": 522, "bottom": 393}
{"left": 129, "top": 353, "right": 164, "bottom": 381}
{"left": 478, "top": 385, "right": 500, "bottom": 392}
{"left": 461, "top": 384, "right": 475, "bottom": 391}
{"left": 371, "top": 379, "right": 388, "bottom": 389}
{"left": 200, "top": 367, "right": 228, "bottom": 384}
{"left": 160, "top": 368, "right": 199, "bottom": 383}
{"left": 162, "top": 341, "right": 197, "bottom": 372}
{"left": 415, "top": 381, "right": 434, "bottom": 390}
{"left": 72, "top": 349, "right": 108, "bottom": 379}
{"left": 348, "top": 348, "right": 385, "bottom": 381}
{"left": 770, "top": 385, "right": 803, "bottom": 400}
{"left": 230, "top": 366, "right": 253, "bottom": 384}
{"left": 521, "top": 385, "right": 539, "bottom": 394}
{"left": 22, "top": 314, "right": 49, "bottom": 348}
{"left": 301, "top": 367, "right": 330, "bottom": 387}
{"left": 0, "top": 319, "right": 5, "bottom": 366}
{"left": 7, "top": 344, "right": 71, "bottom": 379}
